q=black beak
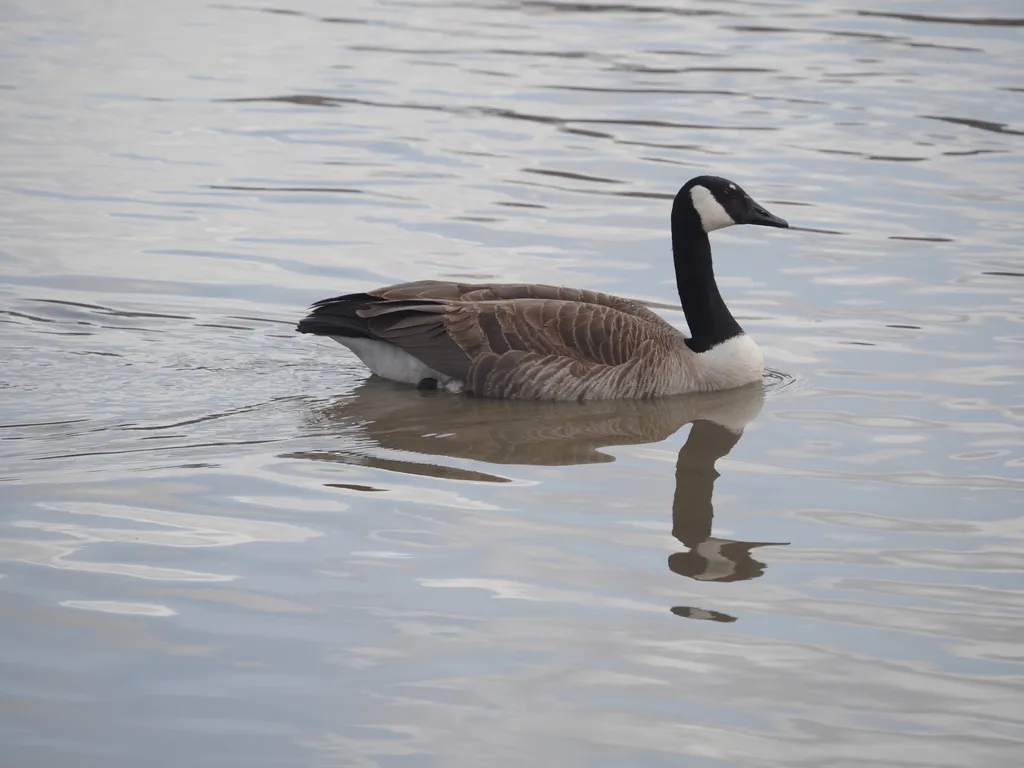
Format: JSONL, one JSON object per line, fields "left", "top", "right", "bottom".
{"left": 744, "top": 197, "right": 789, "bottom": 229}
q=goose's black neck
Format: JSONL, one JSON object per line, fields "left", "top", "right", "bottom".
{"left": 671, "top": 208, "right": 743, "bottom": 353}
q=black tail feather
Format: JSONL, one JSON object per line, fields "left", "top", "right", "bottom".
{"left": 297, "top": 294, "right": 376, "bottom": 338}
{"left": 297, "top": 293, "right": 454, "bottom": 339}
{"left": 310, "top": 291, "right": 375, "bottom": 308}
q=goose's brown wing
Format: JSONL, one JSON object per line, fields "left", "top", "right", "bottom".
{"left": 296, "top": 281, "right": 678, "bottom": 398}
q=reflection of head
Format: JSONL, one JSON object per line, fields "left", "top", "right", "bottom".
{"left": 668, "top": 540, "right": 774, "bottom": 583}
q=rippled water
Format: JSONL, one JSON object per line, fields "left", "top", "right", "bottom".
{"left": 2, "top": 0, "right": 1023, "bottom": 765}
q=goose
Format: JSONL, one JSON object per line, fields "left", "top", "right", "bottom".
{"left": 296, "top": 175, "right": 789, "bottom": 400}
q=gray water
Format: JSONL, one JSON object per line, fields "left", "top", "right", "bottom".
{"left": 2, "top": 0, "right": 1023, "bottom": 766}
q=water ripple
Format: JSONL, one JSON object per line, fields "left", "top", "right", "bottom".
{"left": 1, "top": 0, "right": 1022, "bottom": 765}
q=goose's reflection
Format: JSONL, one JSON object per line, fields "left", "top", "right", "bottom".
{"left": 670, "top": 419, "right": 786, "bottom": 583}
{"left": 299, "top": 379, "right": 787, "bottom": 621}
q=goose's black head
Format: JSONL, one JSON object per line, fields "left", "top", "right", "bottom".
{"left": 674, "top": 176, "right": 789, "bottom": 234}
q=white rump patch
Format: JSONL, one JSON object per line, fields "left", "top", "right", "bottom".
{"left": 333, "top": 337, "right": 463, "bottom": 392}
{"left": 695, "top": 334, "right": 764, "bottom": 390}
{"left": 690, "top": 185, "right": 736, "bottom": 232}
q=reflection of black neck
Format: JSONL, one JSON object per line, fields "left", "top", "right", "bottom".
{"left": 671, "top": 419, "right": 742, "bottom": 547}
{"left": 668, "top": 418, "right": 788, "bottom": 588}
{"left": 671, "top": 205, "right": 743, "bottom": 353}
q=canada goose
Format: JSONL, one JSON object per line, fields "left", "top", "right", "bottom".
{"left": 297, "top": 175, "right": 789, "bottom": 400}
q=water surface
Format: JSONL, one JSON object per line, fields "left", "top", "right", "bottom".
{"left": 2, "top": 0, "right": 1023, "bottom": 766}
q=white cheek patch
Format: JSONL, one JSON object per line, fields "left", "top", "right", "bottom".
{"left": 690, "top": 185, "right": 736, "bottom": 232}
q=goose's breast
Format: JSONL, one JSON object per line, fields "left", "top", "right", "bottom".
{"left": 691, "top": 334, "right": 764, "bottom": 390}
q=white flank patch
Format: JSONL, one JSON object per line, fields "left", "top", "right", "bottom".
{"left": 333, "top": 337, "right": 463, "bottom": 392}
{"left": 690, "top": 184, "right": 736, "bottom": 232}
{"left": 695, "top": 334, "right": 764, "bottom": 390}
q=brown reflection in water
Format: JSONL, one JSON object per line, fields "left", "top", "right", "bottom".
{"left": 293, "top": 378, "right": 787, "bottom": 620}
{"left": 668, "top": 418, "right": 788, "bottom": 622}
